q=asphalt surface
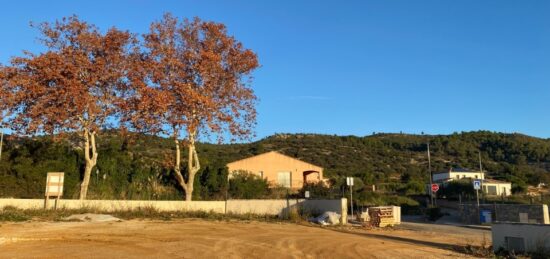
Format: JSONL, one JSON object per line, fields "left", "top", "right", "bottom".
{"left": 399, "top": 221, "right": 490, "bottom": 237}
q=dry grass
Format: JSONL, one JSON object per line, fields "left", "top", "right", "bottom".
{"left": 0, "top": 205, "right": 280, "bottom": 223}
{"left": 456, "top": 233, "right": 494, "bottom": 258}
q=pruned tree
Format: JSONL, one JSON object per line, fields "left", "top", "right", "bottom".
{"left": 5, "top": 16, "right": 136, "bottom": 199}
{"left": 123, "top": 13, "right": 259, "bottom": 201}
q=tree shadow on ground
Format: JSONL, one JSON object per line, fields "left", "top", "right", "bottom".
{"left": 324, "top": 227, "right": 465, "bottom": 254}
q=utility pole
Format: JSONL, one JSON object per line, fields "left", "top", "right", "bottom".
{"left": 477, "top": 151, "right": 483, "bottom": 207}
{"left": 478, "top": 151, "right": 483, "bottom": 176}
{"left": 427, "top": 142, "right": 433, "bottom": 206}
{"left": 346, "top": 177, "right": 354, "bottom": 220}
{"left": 350, "top": 184, "right": 353, "bottom": 219}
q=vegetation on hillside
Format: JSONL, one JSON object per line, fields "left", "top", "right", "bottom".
{"left": 0, "top": 130, "right": 548, "bottom": 205}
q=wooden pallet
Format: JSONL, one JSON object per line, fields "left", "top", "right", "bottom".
{"left": 367, "top": 207, "right": 395, "bottom": 227}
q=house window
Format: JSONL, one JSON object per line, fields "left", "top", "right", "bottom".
{"left": 258, "top": 171, "right": 264, "bottom": 178}
{"left": 278, "top": 172, "right": 291, "bottom": 188}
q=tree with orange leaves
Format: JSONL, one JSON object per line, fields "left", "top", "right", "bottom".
{"left": 0, "top": 65, "right": 11, "bottom": 161}
{"left": 5, "top": 16, "right": 136, "bottom": 199}
{"left": 123, "top": 14, "right": 259, "bottom": 201}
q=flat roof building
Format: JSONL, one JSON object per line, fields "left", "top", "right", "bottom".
{"left": 433, "top": 168, "right": 485, "bottom": 183}
{"left": 433, "top": 168, "right": 511, "bottom": 196}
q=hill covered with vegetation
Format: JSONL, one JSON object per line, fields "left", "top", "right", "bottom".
{"left": 0, "top": 130, "right": 549, "bottom": 202}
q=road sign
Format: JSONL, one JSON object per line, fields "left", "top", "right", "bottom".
{"left": 45, "top": 172, "right": 64, "bottom": 210}
{"left": 45, "top": 172, "right": 64, "bottom": 197}
{"left": 473, "top": 180, "right": 481, "bottom": 190}
{"left": 431, "top": 183, "right": 439, "bottom": 193}
{"left": 346, "top": 177, "right": 354, "bottom": 186}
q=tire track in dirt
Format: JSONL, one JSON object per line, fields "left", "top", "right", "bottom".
{"left": 0, "top": 220, "right": 477, "bottom": 258}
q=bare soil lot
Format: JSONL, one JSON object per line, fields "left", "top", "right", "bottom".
{"left": 0, "top": 219, "right": 487, "bottom": 258}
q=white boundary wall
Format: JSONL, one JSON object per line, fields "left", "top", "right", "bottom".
{"left": 0, "top": 199, "right": 225, "bottom": 213}
{"left": 226, "top": 199, "right": 345, "bottom": 217}
{"left": 492, "top": 223, "right": 550, "bottom": 253}
{"left": 0, "top": 198, "right": 346, "bottom": 218}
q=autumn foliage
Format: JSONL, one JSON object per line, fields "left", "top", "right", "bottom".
{"left": 2, "top": 16, "right": 137, "bottom": 199}
{"left": 1, "top": 14, "right": 259, "bottom": 201}
{"left": 123, "top": 14, "right": 259, "bottom": 201}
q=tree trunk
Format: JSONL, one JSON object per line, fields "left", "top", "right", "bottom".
{"left": 173, "top": 138, "right": 188, "bottom": 198}
{"left": 0, "top": 129, "right": 3, "bottom": 161}
{"left": 173, "top": 132, "right": 200, "bottom": 201}
{"left": 79, "top": 129, "right": 98, "bottom": 200}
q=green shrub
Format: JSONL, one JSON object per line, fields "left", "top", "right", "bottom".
{"left": 228, "top": 171, "right": 270, "bottom": 199}
{"left": 426, "top": 207, "right": 442, "bottom": 221}
{"left": 438, "top": 180, "right": 475, "bottom": 199}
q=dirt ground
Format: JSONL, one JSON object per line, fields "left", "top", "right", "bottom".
{"left": 0, "top": 219, "right": 488, "bottom": 258}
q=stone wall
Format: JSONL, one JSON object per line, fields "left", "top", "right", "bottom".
{"left": 460, "top": 203, "right": 549, "bottom": 224}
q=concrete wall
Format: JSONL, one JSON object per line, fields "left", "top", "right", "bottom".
{"left": 226, "top": 199, "right": 300, "bottom": 216}
{"left": 226, "top": 199, "right": 346, "bottom": 218}
{"left": 492, "top": 223, "right": 550, "bottom": 253}
{"left": 0, "top": 199, "right": 226, "bottom": 213}
{"left": 460, "top": 204, "right": 549, "bottom": 225}
{"left": 227, "top": 151, "right": 324, "bottom": 189}
{"left": 0, "top": 198, "right": 347, "bottom": 220}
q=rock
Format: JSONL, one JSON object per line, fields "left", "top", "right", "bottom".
{"left": 309, "top": 211, "right": 341, "bottom": 225}
{"left": 63, "top": 213, "right": 122, "bottom": 222}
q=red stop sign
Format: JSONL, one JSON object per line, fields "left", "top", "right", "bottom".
{"left": 431, "top": 184, "right": 439, "bottom": 193}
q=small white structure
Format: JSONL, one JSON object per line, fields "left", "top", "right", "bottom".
{"left": 483, "top": 179, "right": 512, "bottom": 196}
{"left": 433, "top": 168, "right": 485, "bottom": 182}
{"left": 492, "top": 223, "right": 550, "bottom": 254}
{"left": 433, "top": 168, "right": 512, "bottom": 197}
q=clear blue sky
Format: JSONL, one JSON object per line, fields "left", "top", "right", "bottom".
{"left": 1, "top": 1, "right": 549, "bottom": 139}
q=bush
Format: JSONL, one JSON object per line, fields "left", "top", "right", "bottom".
{"left": 426, "top": 207, "right": 442, "bottom": 221}
{"left": 356, "top": 192, "right": 419, "bottom": 207}
{"left": 438, "top": 180, "right": 475, "bottom": 199}
{"left": 299, "top": 182, "right": 335, "bottom": 199}
{"left": 400, "top": 181, "right": 425, "bottom": 195}
{"left": 228, "top": 171, "right": 270, "bottom": 199}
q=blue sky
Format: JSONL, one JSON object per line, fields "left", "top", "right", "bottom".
{"left": 1, "top": 1, "right": 549, "bottom": 139}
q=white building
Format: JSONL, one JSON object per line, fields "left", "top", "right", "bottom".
{"left": 433, "top": 168, "right": 485, "bottom": 182}
{"left": 493, "top": 221, "right": 550, "bottom": 254}
{"left": 482, "top": 179, "right": 512, "bottom": 196}
{"left": 433, "top": 168, "right": 511, "bottom": 196}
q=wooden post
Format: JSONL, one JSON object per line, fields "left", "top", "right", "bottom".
{"left": 55, "top": 196, "right": 60, "bottom": 210}
{"left": 44, "top": 196, "right": 49, "bottom": 209}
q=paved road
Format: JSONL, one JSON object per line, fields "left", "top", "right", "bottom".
{"left": 398, "top": 221, "right": 490, "bottom": 238}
